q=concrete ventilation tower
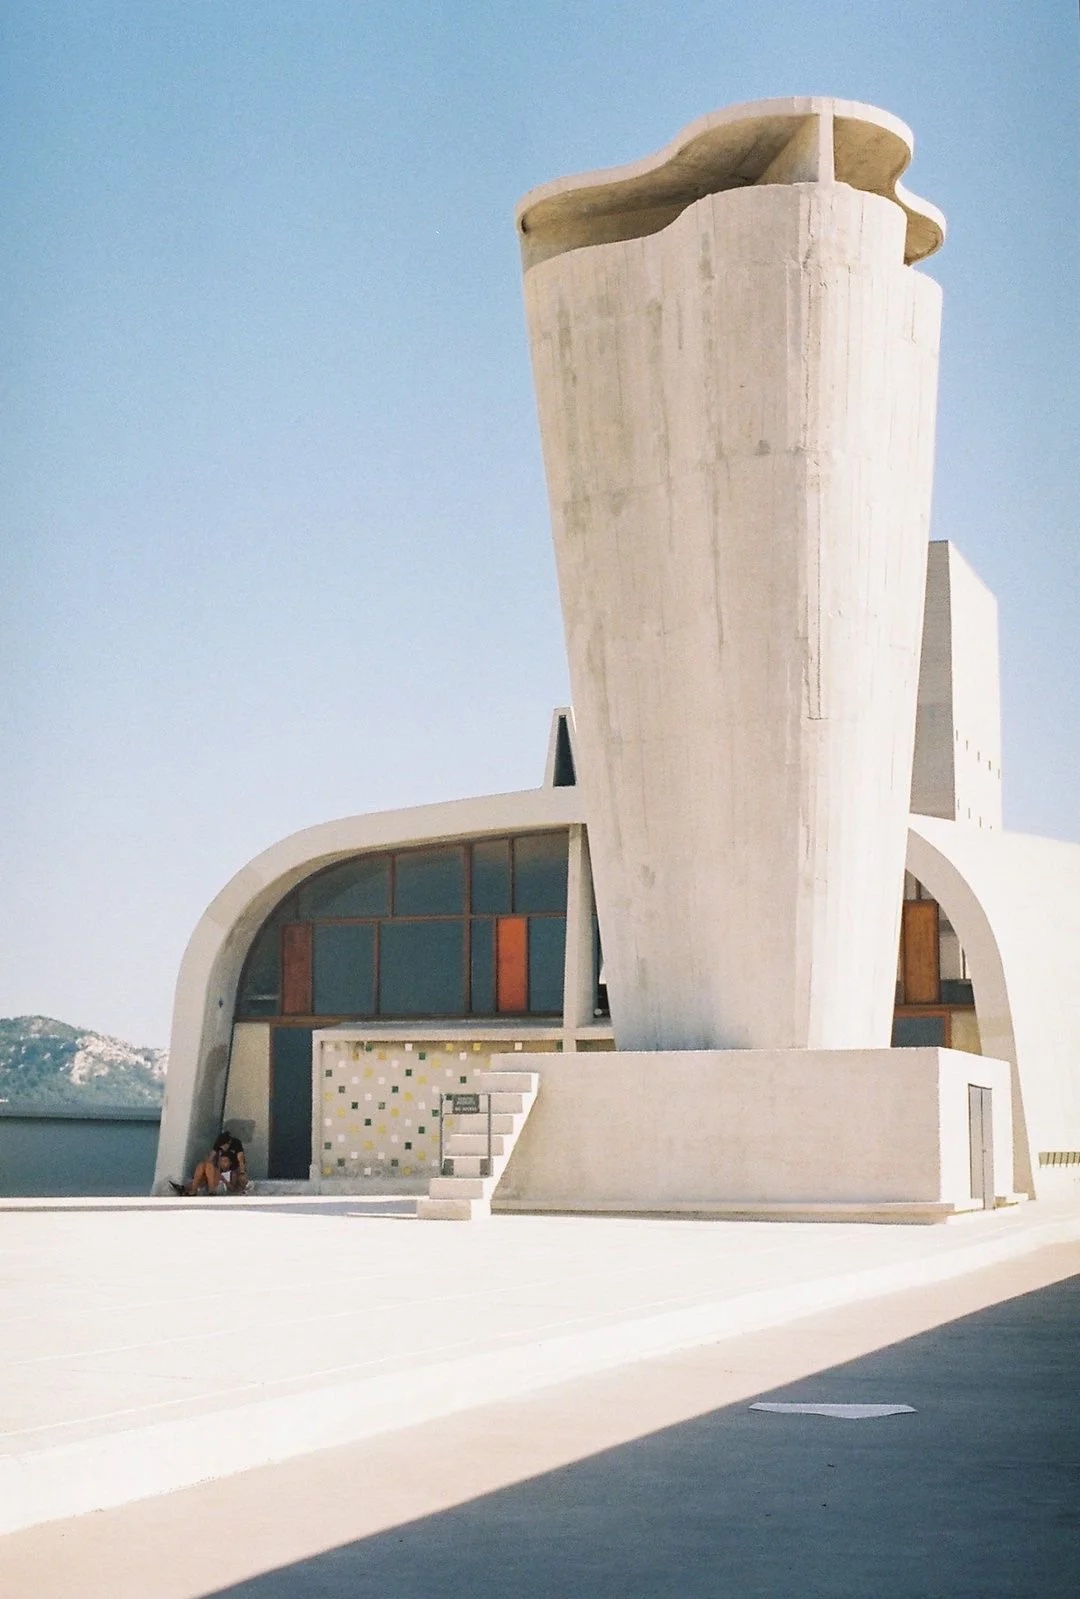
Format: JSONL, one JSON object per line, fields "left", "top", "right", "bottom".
{"left": 518, "top": 97, "right": 946, "bottom": 1052}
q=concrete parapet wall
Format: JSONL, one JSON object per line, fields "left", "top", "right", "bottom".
{"left": 0, "top": 1105, "right": 161, "bottom": 1198}
{"left": 495, "top": 1048, "right": 1011, "bottom": 1212}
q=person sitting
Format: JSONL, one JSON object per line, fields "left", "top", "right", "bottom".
{"left": 168, "top": 1129, "right": 250, "bottom": 1195}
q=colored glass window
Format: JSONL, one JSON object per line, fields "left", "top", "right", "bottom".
{"left": 891, "top": 1014, "right": 947, "bottom": 1047}
{"left": 281, "top": 924, "right": 313, "bottom": 1015}
{"left": 393, "top": 847, "right": 465, "bottom": 916}
{"left": 528, "top": 916, "right": 566, "bottom": 1012}
{"left": 313, "top": 923, "right": 376, "bottom": 1015}
{"left": 496, "top": 916, "right": 528, "bottom": 1012}
{"left": 298, "top": 856, "right": 390, "bottom": 920}
{"left": 379, "top": 920, "right": 465, "bottom": 1014}
{"left": 236, "top": 920, "right": 281, "bottom": 1017}
{"left": 471, "top": 838, "right": 512, "bottom": 914}
{"left": 513, "top": 832, "right": 569, "bottom": 913}
{"left": 470, "top": 918, "right": 496, "bottom": 1013}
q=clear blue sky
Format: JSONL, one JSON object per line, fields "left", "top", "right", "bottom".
{"left": 1, "top": 1, "right": 1077, "bottom": 1045}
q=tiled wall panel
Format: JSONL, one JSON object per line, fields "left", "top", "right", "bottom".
{"left": 317, "top": 1037, "right": 561, "bottom": 1182}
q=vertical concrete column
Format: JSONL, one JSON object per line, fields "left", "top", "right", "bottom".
{"left": 561, "top": 822, "right": 597, "bottom": 1045}
{"left": 518, "top": 99, "right": 944, "bottom": 1052}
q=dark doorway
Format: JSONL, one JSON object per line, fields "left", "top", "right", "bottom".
{"left": 269, "top": 1027, "right": 313, "bottom": 1179}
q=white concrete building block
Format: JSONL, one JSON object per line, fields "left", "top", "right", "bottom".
{"left": 494, "top": 1047, "right": 1012, "bottom": 1217}
{"left": 520, "top": 99, "right": 944, "bottom": 1052}
{"left": 912, "top": 542, "right": 1003, "bottom": 828}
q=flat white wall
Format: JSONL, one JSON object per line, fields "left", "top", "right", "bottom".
{"left": 221, "top": 1022, "right": 271, "bottom": 1180}
{"left": 495, "top": 1047, "right": 1010, "bottom": 1211}
{"left": 949, "top": 545, "right": 1003, "bottom": 831}
{"left": 911, "top": 543, "right": 1002, "bottom": 829}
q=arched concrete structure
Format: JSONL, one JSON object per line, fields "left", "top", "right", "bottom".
{"left": 157, "top": 797, "right": 1080, "bottom": 1204}
{"left": 908, "top": 817, "right": 1080, "bottom": 1197}
{"left": 153, "top": 788, "right": 582, "bottom": 1190}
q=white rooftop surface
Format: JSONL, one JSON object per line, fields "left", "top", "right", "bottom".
{"left": 3, "top": 1196, "right": 1080, "bottom": 1534}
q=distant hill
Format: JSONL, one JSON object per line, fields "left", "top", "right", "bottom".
{"left": 0, "top": 1017, "right": 167, "bottom": 1108}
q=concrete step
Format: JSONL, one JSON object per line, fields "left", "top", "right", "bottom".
{"left": 442, "top": 1154, "right": 511, "bottom": 1179}
{"left": 486, "top": 1092, "right": 529, "bottom": 1113}
{"left": 475, "top": 1071, "right": 540, "bottom": 1094}
{"left": 449, "top": 1112, "right": 519, "bottom": 1135}
{"left": 441, "top": 1093, "right": 528, "bottom": 1115}
{"left": 414, "top": 1195, "right": 490, "bottom": 1221}
{"left": 421, "top": 1071, "right": 540, "bottom": 1221}
{"left": 428, "top": 1176, "right": 492, "bottom": 1200}
{"left": 445, "top": 1133, "right": 511, "bottom": 1157}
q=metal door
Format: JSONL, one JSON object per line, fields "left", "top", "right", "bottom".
{"left": 968, "top": 1084, "right": 994, "bottom": 1209}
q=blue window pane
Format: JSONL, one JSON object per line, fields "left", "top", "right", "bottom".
{"left": 393, "top": 847, "right": 465, "bottom": 915}
{"left": 379, "top": 920, "right": 465, "bottom": 1015}
{"left": 470, "top": 918, "right": 496, "bottom": 1013}
{"left": 237, "top": 922, "right": 281, "bottom": 1017}
{"left": 313, "top": 924, "right": 376, "bottom": 1015}
{"left": 298, "top": 856, "right": 390, "bottom": 920}
{"left": 514, "top": 833, "right": 569, "bottom": 913}
{"left": 472, "top": 839, "right": 511, "bottom": 914}
{"left": 528, "top": 917, "right": 566, "bottom": 1013}
{"left": 891, "top": 1014, "right": 947, "bottom": 1047}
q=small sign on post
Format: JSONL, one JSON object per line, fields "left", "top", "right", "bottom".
{"left": 438, "top": 1090, "right": 492, "bottom": 1179}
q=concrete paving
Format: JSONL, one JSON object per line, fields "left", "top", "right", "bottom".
{"left": 2, "top": 1196, "right": 1079, "bottom": 1536}
{"left": 2, "top": 1237, "right": 1077, "bottom": 1598}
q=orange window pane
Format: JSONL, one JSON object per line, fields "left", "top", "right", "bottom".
{"left": 281, "top": 923, "right": 313, "bottom": 1015}
{"left": 496, "top": 916, "right": 527, "bottom": 1012}
{"left": 901, "top": 901, "right": 940, "bottom": 1005}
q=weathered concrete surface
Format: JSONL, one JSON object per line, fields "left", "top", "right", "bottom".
{"left": 2, "top": 1239, "right": 1076, "bottom": 1598}
{"left": 1, "top": 1196, "right": 1079, "bottom": 1535}
{"left": 521, "top": 101, "right": 943, "bottom": 1052}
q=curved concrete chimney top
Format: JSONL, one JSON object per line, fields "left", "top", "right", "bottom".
{"left": 516, "top": 96, "right": 944, "bottom": 270}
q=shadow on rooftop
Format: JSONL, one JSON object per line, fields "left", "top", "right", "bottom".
{"left": 199, "top": 1271, "right": 1080, "bottom": 1599}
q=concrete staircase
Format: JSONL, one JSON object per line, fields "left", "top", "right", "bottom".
{"left": 416, "top": 1070, "right": 539, "bottom": 1220}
